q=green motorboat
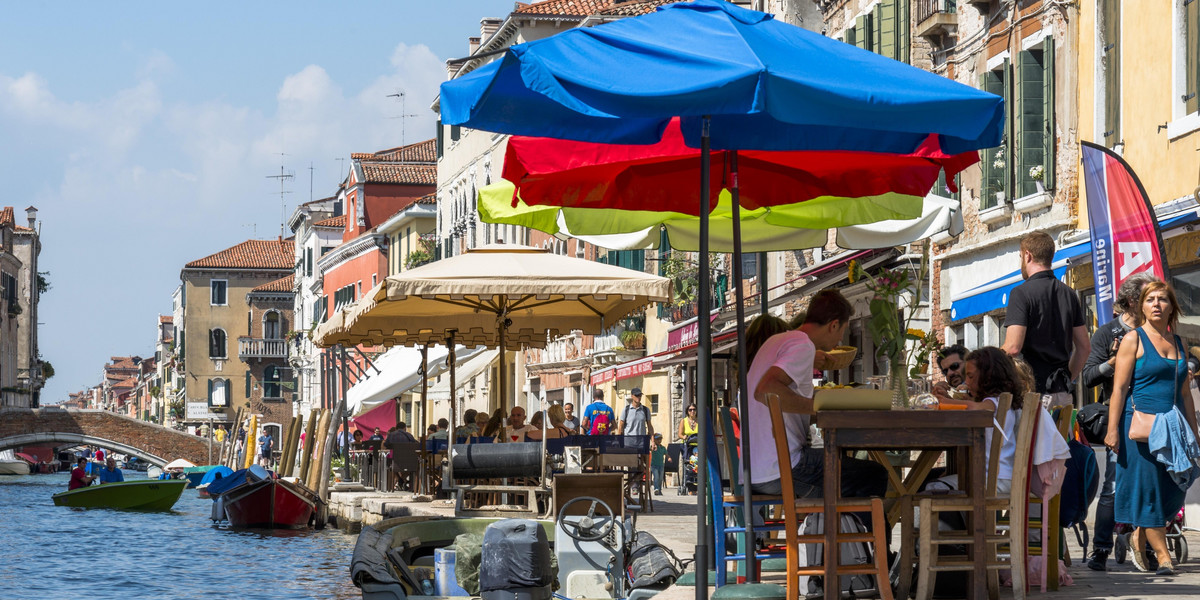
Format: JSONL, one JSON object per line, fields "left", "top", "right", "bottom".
{"left": 52, "top": 479, "right": 188, "bottom": 510}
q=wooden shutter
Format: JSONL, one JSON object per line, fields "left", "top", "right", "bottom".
{"left": 1017, "top": 50, "right": 1045, "bottom": 199}
{"left": 899, "top": 0, "right": 911, "bottom": 64}
{"left": 246, "top": 371, "right": 252, "bottom": 397}
{"left": 208, "top": 379, "right": 214, "bottom": 404}
{"left": 1102, "top": 0, "right": 1121, "bottom": 144}
{"left": 880, "top": 0, "right": 897, "bottom": 60}
{"left": 436, "top": 120, "right": 444, "bottom": 159}
{"left": 980, "top": 69, "right": 1004, "bottom": 209}
{"left": 1043, "top": 40, "right": 1056, "bottom": 192}
{"left": 1188, "top": 0, "right": 1200, "bottom": 114}
{"left": 872, "top": 4, "right": 882, "bottom": 54}
{"left": 855, "top": 14, "right": 867, "bottom": 49}
{"left": 1003, "top": 57, "right": 1013, "bottom": 204}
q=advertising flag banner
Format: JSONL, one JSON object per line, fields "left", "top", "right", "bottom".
{"left": 1080, "top": 142, "right": 1169, "bottom": 320}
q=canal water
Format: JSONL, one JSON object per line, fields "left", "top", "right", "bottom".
{"left": 0, "top": 470, "right": 359, "bottom": 599}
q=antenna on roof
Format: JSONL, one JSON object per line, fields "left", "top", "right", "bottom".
{"left": 266, "top": 153, "right": 294, "bottom": 239}
{"left": 387, "top": 90, "right": 420, "bottom": 146}
{"left": 308, "top": 162, "right": 315, "bottom": 203}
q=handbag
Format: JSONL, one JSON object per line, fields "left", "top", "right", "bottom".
{"left": 1077, "top": 402, "right": 1108, "bottom": 445}
{"left": 1127, "top": 331, "right": 1183, "bottom": 443}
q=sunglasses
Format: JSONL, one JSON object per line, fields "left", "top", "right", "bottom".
{"left": 940, "top": 361, "right": 962, "bottom": 375}
{"left": 687, "top": 408, "right": 697, "bottom": 412}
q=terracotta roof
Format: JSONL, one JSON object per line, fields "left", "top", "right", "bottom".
{"left": 314, "top": 215, "right": 346, "bottom": 228}
{"left": 107, "top": 356, "right": 140, "bottom": 370}
{"left": 253, "top": 274, "right": 295, "bottom": 293}
{"left": 159, "top": 315, "right": 173, "bottom": 324}
{"left": 416, "top": 193, "right": 437, "bottom": 205}
{"left": 513, "top": 0, "right": 672, "bottom": 16}
{"left": 351, "top": 139, "right": 436, "bottom": 163}
{"left": 185, "top": 238, "right": 295, "bottom": 270}
{"left": 360, "top": 163, "right": 437, "bottom": 185}
{"left": 598, "top": 0, "right": 677, "bottom": 16}
{"left": 0, "top": 207, "right": 12, "bottom": 227}
{"left": 111, "top": 377, "right": 137, "bottom": 390}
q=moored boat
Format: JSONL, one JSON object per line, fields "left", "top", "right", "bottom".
{"left": 219, "top": 477, "right": 320, "bottom": 529}
{"left": 0, "top": 450, "right": 32, "bottom": 475}
{"left": 52, "top": 479, "right": 188, "bottom": 510}
{"left": 182, "top": 465, "right": 221, "bottom": 488}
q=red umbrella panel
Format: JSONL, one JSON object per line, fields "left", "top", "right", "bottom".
{"left": 502, "top": 118, "right": 977, "bottom": 216}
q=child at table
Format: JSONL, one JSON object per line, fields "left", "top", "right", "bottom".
{"left": 933, "top": 346, "right": 1069, "bottom": 495}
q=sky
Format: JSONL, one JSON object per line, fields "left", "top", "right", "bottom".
{"left": 0, "top": 1, "right": 514, "bottom": 404}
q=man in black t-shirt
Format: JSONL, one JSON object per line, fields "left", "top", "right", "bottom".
{"left": 1002, "top": 231, "right": 1089, "bottom": 406}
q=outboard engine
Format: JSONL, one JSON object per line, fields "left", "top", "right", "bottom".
{"left": 480, "top": 519, "right": 553, "bottom": 600}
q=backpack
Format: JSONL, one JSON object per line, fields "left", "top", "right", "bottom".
{"left": 588, "top": 404, "right": 614, "bottom": 435}
{"left": 1059, "top": 438, "right": 1099, "bottom": 529}
{"left": 1076, "top": 402, "right": 1108, "bottom": 446}
{"left": 796, "top": 512, "right": 880, "bottom": 598}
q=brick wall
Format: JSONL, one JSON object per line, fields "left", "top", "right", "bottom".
{"left": 0, "top": 408, "right": 208, "bottom": 465}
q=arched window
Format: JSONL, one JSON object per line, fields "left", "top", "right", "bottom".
{"left": 264, "top": 365, "right": 282, "bottom": 399}
{"left": 209, "top": 329, "right": 226, "bottom": 358}
{"left": 264, "top": 311, "right": 281, "bottom": 339}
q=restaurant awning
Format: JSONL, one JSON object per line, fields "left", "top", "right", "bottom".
{"left": 346, "top": 345, "right": 487, "bottom": 413}
{"left": 427, "top": 349, "right": 501, "bottom": 403}
{"left": 949, "top": 208, "right": 1200, "bottom": 322}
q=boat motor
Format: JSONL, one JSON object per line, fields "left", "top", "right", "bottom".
{"left": 480, "top": 518, "right": 554, "bottom": 600}
{"left": 555, "top": 496, "right": 627, "bottom": 599}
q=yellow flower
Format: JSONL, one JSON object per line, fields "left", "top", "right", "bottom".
{"left": 907, "top": 328, "right": 926, "bottom": 338}
{"left": 847, "top": 260, "right": 858, "bottom": 283}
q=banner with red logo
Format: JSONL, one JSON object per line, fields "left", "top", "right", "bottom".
{"left": 590, "top": 357, "right": 654, "bottom": 386}
{"left": 1080, "top": 141, "right": 1169, "bottom": 320}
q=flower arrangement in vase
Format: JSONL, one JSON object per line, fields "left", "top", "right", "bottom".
{"left": 849, "top": 246, "right": 938, "bottom": 407}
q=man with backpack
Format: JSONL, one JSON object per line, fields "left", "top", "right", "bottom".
{"left": 1081, "top": 273, "right": 1156, "bottom": 571}
{"left": 580, "top": 388, "right": 616, "bottom": 435}
{"left": 617, "top": 387, "right": 654, "bottom": 438}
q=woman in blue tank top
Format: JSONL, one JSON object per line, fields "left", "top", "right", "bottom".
{"left": 1105, "top": 281, "right": 1197, "bottom": 576}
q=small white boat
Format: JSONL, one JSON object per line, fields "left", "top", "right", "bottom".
{"left": 0, "top": 450, "right": 31, "bottom": 475}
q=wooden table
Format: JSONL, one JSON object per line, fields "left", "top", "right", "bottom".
{"left": 814, "top": 409, "right": 993, "bottom": 600}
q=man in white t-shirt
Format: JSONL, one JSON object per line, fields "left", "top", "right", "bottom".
{"left": 504, "top": 406, "right": 535, "bottom": 442}
{"left": 748, "top": 289, "right": 886, "bottom": 500}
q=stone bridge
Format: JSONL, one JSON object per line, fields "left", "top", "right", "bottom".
{"left": 0, "top": 408, "right": 210, "bottom": 466}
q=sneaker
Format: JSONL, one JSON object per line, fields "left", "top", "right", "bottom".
{"left": 1086, "top": 549, "right": 1109, "bottom": 572}
{"left": 654, "top": 490, "right": 663, "bottom": 496}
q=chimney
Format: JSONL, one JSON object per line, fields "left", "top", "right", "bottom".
{"left": 468, "top": 36, "right": 481, "bottom": 55}
{"left": 480, "top": 18, "right": 502, "bottom": 44}
{"left": 25, "top": 205, "right": 37, "bottom": 229}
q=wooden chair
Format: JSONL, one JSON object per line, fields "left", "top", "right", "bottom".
{"left": 766, "top": 394, "right": 893, "bottom": 600}
{"left": 915, "top": 392, "right": 1037, "bottom": 600}
{"left": 1022, "top": 405, "right": 1073, "bottom": 591}
{"left": 708, "top": 408, "right": 787, "bottom": 587}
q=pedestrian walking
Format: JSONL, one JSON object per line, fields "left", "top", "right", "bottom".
{"left": 1104, "top": 281, "right": 1200, "bottom": 577}
{"left": 580, "top": 389, "right": 615, "bottom": 435}
{"left": 1002, "top": 231, "right": 1090, "bottom": 406}
{"left": 650, "top": 433, "right": 666, "bottom": 495}
{"left": 1081, "top": 273, "right": 1157, "bottom": 571}
{"left": 617, "top": 387, "right": 653, "bottom": 438}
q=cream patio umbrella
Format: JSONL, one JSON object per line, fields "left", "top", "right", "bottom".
{"left": 314, "top": 242, "right": 670, "bottom": 428}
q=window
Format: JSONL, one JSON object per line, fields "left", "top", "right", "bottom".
{"left": 209, "top": 329, "right": 227, "bottom": 358}
{"left": 208, "top": 378, "right": 229, "bottom": 407}
{"left": 602, "top": 249, "right": 645, "bottom": 271}
{"left": 1015, "top": 45, "right": 1055, "bottom": 198}
{"left": 263, "top": 365, "right": 282, "bottom": 399}
{"left": 1184, "top": 0, "right": 1200, "bottom": 115}
{"left": 648, "top": 393, "right": 659, "bottom": 414}
{"left": 305, "top": 248, "right": 313, "bottom": 277}
{"left": 210, "top": 280, "right": 227, "bottom": 305}
{"left": 264, "top": 311, "right": 281, "bottom": 339}
{"left": 333, "top": 284, "right": 355, "bottom": 310}
{"left": 979, "top": 62, "right": 1010, "bottom": 209}
{"left": 1101, "top": 0, "right": 1121, "bottom": 145}
{"left": 840, "top": 0, "right": 909, "bottom": 63}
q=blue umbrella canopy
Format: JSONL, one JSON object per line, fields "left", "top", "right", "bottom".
{"left": 441, "top": 0, "right": 1003, "bottom": 154}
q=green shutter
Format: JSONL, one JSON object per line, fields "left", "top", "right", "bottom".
{"left": 844, "top": 25, "right": 856, "bottom": 47}
{"left": 1102, "top": 0, "right": 1121, "bottom": 144}
{"left": 436, "top": 119, "right": 444, "bottom": 159}
{"left": 1017, "top": 50, "right": 1044, "bottom": 199}
{"left": 899, "top": 0, "right": 911, "bottom": 64}
{"left": 880, "top": 0, "right": 897, "bottom": 60}
{"left": 980, "top": 69, "right": 1004, "bottom": 209}
{"left": 872, "top": 5, "right": 882, "bottom": 55}
{"left": 855, "top": 14, "right": 867, "bottom": 50}
{"left": 246, "top": 371, "right": 252, "bottom": 397}
{"left": 1003, "top": 57, "right": 1013, "bottom": 205}
{"left": 1043, "top": 41, "right": 1056, "bottom": 192}
{"left": 207, "top": 379, "right": 213, "bottom": 405}
{"left": 450, "top": 124, "right": 461, "bottom": 142}
{"left": 1188, "top": 0, "right": 1200, "bottom": 114}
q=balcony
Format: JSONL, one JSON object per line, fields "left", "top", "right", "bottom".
{"left": 238, "top": 338, "right": 288, "bottom": 360}
{"left": 915, "top": 0, "right": 957, "bottom": 38}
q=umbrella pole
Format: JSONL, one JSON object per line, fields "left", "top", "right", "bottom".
{"left": 446, "top": 331, "right": 457, "bottom": 493}
{"left": 340, "top": 346, "right": 351, "bottom": 481}
{"left": 695, "top": 116, "right": 712, "bottom": 600}
{"left": 729, "top": 150, "right": 757, "bottom": 582}
{"left": 759, "top": 252, "right": 768, "bottom": 316}
{"left": 498, "top": 302, "right": 508, "bottom": 421}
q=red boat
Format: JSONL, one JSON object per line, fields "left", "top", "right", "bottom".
{"left": 218, "top": 477, "right": 320, "bottom": 529}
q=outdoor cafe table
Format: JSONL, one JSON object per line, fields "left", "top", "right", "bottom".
{"left": 813, "top": 409, "right": 993, "bottom": 600}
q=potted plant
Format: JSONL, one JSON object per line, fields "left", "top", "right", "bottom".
{"left": 1029, "top": 165, "right": 1046, "bottom": 193}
